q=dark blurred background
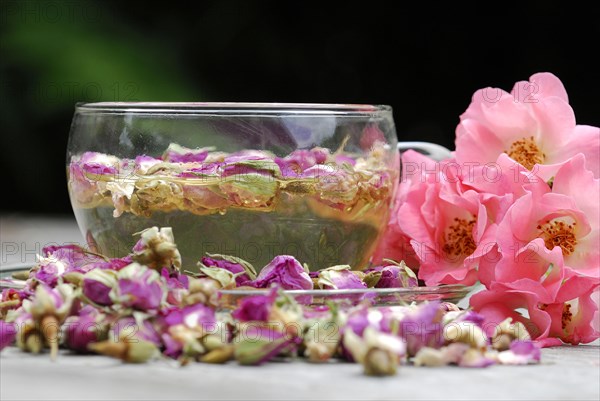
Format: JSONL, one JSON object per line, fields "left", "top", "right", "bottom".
{"left": 1, "top": 1, "right": 598, "bottom": 215}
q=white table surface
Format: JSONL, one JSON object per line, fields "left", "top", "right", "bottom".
{"left": 1, "top": 215, "right": 599, "bottom": 401}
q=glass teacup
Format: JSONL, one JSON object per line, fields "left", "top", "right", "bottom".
{"left": 67, "top": 102, "right": 443, "bottom": 272}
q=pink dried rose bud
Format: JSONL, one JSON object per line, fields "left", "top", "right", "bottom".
{"left": 109, "top": 263, "right": 166, "bottom": 312}
{"left": 32, "top": 244, "right": 107, "bottom": 287}
{"left": 82, "top": 269, "right": 118, "bottom": 306}
{"left": 159, "top": 303, "right": 218, "bottom": 360}
{"left": 364, "top": 260, "right": 418, "bottom": 288}
{"left": 398, "top": 302, "right": 446, "bottom": 356}
{"left": 63, "top": 306, "right": 108, "bottom": 353}
{"left": 233, "top": 323, "right": 301, "bottom": 366}
{"left": 249, "top": 255, "right": 313, "bottom": 290}
{"left": 199, "top": 253, "right": 257, "bottom": 286}
{"left": 343, "top": 327, "right": 406, "bottom": 376}
{"left": 0, "top": 320, "right": 17, "bottom": 351}
{"left": 316, "top": 265, "right": 366, "bottom": 290}
{"left": 132, "top": 227, "right": 182, "bottom": 272}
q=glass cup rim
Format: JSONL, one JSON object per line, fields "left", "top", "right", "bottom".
{"left": 75, "top": 102, "right": 392, "bottom": 115}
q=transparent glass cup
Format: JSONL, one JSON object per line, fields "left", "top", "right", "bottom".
{"left": 66, "top": 102, "right": 445, "bottom": 272}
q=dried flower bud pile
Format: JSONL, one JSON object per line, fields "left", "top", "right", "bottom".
{"left": 0, "top": 227, "right": 541, "bottom": 375}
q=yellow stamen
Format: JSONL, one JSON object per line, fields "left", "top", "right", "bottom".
{"left": 504, "top": 136, "right": 545, "bottom": 170}
{"left": 537, "top": 220, "right": 577, "bottom": 256}
{"left": 443, "top": 218, "right": 476, "bottom": 257}
{"left": 562, "top": 304, "right": 573, "bottom": 330}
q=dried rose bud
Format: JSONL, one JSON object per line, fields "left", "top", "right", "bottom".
{"left": 443, "top": 321, "right": 488, "bottom": 350}
{"left": 399, "top": 302, "right": 444, "bottom": 356}
{"left": 82, "top": 269, "right": 118, "bottom": 306}
{"left": 109, "top": 263, "right": 166, "bottom": 312}
{"left": 196, "top": 266, "right": 237, "bottom": 289}
{"left": 88, "top": 338, "right": 159, "bottom": 363}
{"left": 363, "top": 347, "right": 399, "bottom": 376}
{"left": 413, "top": 347, "right": 446, "bottom": 367}
{"left": 458, "top": 348, "right": 495, "bottom": 368}
{"left": 22, "top": 284, "right": 74, "bottom": 359}
{"left": 496, "top": 340, "right": 541, "bottom": 365}
{"left": 199, "top": 345, "right": 234, "bottom": 364}
{"left": 490, "top": 318, "right": 531, "bottom": 351}
{"left": 199, "top": 253, "right": 257, "bottom": 286}
{"left": 185, "top": 277, "right": 222, "bottom": 307}
{"left": 132, "top": 227, "right": 182, "bottom": 271}
{"left": 161, "top": 268, "right": 189, "bottom": 307}
{"left": 160, "top": 303, "right": 219, "bottom": 360}
{"left": 363, "top": 260, "right": 418, "bottom": 289}
{"left": 248, "top": 255, "right": 312, "bottom": 290}
{"left": 317, "top": 265, "right": 367, "bottom": 290}
{"left": 0, "top": 320, "right": 17, "bottom": 351}
{"left": 343, "top": 327, "right": 405, "bottom": 374}
{"left": 439, "top": 302, "right": 461, "bottom": 313}
{"left": 63, "top": 307, "right": 108, "bottom": 353}
{"left": 234, "top": 324, "right": 299, "bottom": 366}
{"left": 232, "top": 292, "right": 276, "bottom": 322}
{"left": 303, "top": 310, "right": 341, "bottom": 363}
{"left": 32, "top": 244, "right": 107, "bottom": 286}
{"left": 15, "top": 313, "right": 44, "bottom": 354}
{"left": 1, "top": 289, "right": 25, "bottom": 319}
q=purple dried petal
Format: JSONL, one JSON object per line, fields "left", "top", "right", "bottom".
{"left": 162, "top": 332, "right": 183, "bottom": 359}
{"left": 231, "top": 290, "right": 277, "bottom": 322}
{"left": 35, "top": 244, "right": 106, "bottom": 286}
{"left": 274, "top": 149, "right": 329, "bottom": 177}
{"left": 83, "top": 279, "right": 113, "bottom": 306}
{"left": 117, "top": 278, "right": 164, "bottom": 311}
{"left": 162, "top": 303, "right": 216, "bottom": 329}
{"left": 344, "top": 307, "right": 371, "bottom": 337}
{"left": 163, "top": 146, "right": 209, "bottom": 163}
{"left": 249, "top": 255, "right": 312, "bottom": 290}
{"left": 223, "top": 150, "right": 271, "bottom": 164}
{"left": 161, "top": 268, "right": 189, "bottom": 290}
{"left": 112, "top": 316, "right": 162, "bottom": 346}
{"left": 64, "top": 307, "right": 103, "bottom": 352}
{"left": 78, "top": 152, "right": 119, "bottom": 176}
{"left": 134, "top": 155, "right": 162, "bottom": 173}
{"left": 161, "top": 268, "right": 190, "bottom": 305}
{"left": 318, "top": 268, "right": 366, "bottom": 290}
{"left": 334, "top": 154, "right": 356, "bottom": 167}
{"left": 201, "top": 256, "right": 251, "bottom": 286}
{"left": 460, "top": 310, "right": 486, "bottom": 327}
{"left": 365, "top": 263, "right": 418, "bottom": 288}
{"left": 458, "top": 349, "right": 496, "bottom": 368}
{"left": 497, "top": 340, "right": 542, "bottom": 365}
{"left": 0, "top": 321, "right": 17, "bottom": 350}
{"left": 235, "top": 324, "right": 301, "bottom": 365}
{"left": 399, "top": 302, "right": 444, "bottom": 356}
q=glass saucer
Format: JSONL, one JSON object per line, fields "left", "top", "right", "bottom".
{"left": 218, "top": 285, "right": 470, "bottom": 311}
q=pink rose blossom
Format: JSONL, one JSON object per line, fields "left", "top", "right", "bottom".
{"left": 396, "top": 170, "right": 500, "bottom": 286}
{"left": 455, "top": 72, "right": 599, "bottom": 178}
{"left": 373, "top": 150, "right": 452, "bottom": 267}
{"left": 494, "top": 155, "right": 599, "bottom": 279}
{"left": 471, "top": 272, "right": 600, "bottom": 346}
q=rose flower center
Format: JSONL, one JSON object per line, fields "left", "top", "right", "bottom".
{"left": 504, "top": 136, "right": 545, "bottom": 170}
{"left": 562, "top": 304, "right": 572, "bottom": 330}
{"left": 442, "top": 217, "right": 476, "bottom": 257}
{"left": 537, "top": 220, "right": 577, "bottom": 256}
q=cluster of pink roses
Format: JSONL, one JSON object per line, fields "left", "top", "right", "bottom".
{"left": 374, "top": 73, "right": 599, "bottom": 346}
